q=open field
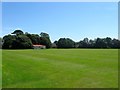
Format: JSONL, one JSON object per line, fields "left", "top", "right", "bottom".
{"left": 0, "top": 50, "right": 2, "bottom": 89}
{"left": 2, "top": 49, "right": 118, "bottom": 88}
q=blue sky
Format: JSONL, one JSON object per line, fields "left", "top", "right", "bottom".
{"left": 2, "top": 2, "right": 118, "bottom": 42}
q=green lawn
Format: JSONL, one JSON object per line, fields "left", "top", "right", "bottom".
{"left": 2, "top": 49, "right": 118, "bottom": 88}
{"left": 0, "top": 50, "right": 2, "bottom": 89}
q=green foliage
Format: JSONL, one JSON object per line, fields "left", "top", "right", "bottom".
{"left": 111, "top": 39, "right": 120, "bottom": 48}
{"left": 26, "top": 34, "right": 40, "bottom": 44}
{"left": 26, "top": 32, "right": 52, "bottom": 48}
{"left": 2, "top": 34, "right": 32, "bottom": 49}
{"left": 57, "top": 38, "right": 75, "bottom": 48}
{"left": 40, "top": 32, "right": 49, "bottom": 38}
{"left": 2, "top": 35, "right": 16, "bottom": 49}
{"left": 2, "top": 30, "right": 52, "bottom": 49}
{"left": 77, "top": 37, "right": 120, "bottom": 48}
{"left": 12, "top": 35, "right": 33, "bottom": 49}
{"left": 40, "top": 37, "right": 51, "bottom": 48}
{"left": 0, "top": 37, "right": 2, "bottom": 49}
{"left": 2, "top": 49, "right": 118, "bottom": 88}
{"left": 40, "top": 32, "right": 51, "bottom": 48}
{"left": 2, "top": 29, "right": 120, "bottom": 49}
{"left": 12, "top": 30, "right": 24, "bottom": 35}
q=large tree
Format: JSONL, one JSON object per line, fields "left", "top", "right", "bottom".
{"left": 89, "top": 39, "right": 95, "bottom": 48}
{"left": 0, "top": 37, "right": 2, "bottom": 49}
{"left": 57, "top": 38, "right": 75, "bottom": 48}
{"left": 2, "top": 35, "right": 16, "bottom": 49}
{"left": 2, "top": 31, "right": 33, "bottom": 49}
{"left": 40, "top": 32, "right": 49, "bottom": 38}
{"left": 12, "top": 35, "right": 33, "bottom": 49}
{"left": 26, "top": 33, "right": 40, "bottom": 45}
{"left": 104, "top": 37, "right": 112, "bottom": 48}
{"left": 111, "top": 39, "right": 120, "bottom": 48}
{"left": 40, "top": 32, "right": 51, "bottom": 48}
{"left": 94, "top": 38, "right": 107, "bottom": 48}
{"left": 12, "top": 30, "right": 24, "bottom": 35}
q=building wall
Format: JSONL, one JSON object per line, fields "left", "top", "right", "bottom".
{"left": 33, "top": 46, "right": 46, "bottom": 49}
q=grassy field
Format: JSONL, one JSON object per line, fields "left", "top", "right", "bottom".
{"left": 2, "top": 49, "right": 118, "bottom": 88}
{"left": 0, "top": 50, "right": 2, "bottom": 89}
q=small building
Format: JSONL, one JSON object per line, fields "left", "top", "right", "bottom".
{"left": 33, "top": 44, "right": 46, "bottom": 49}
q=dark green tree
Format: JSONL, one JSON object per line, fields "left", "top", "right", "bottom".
{"left": 2, "top": 35, "right": 16, "bottom": 49}
{"left": 78, "top": 38, "right": 89, "bottom": 48}
{"left": 104, "top": 37, "right": 112, "bottom": 48}
{"left": 12, "top": 30, "right": 24, "bottom": 35}
{"left": 94, "top": 38, "right": 107, "bottom": 48}
{"left": 26, "top": 33, "right": 40, "bottom": 44}
{"left": 40, "top": 37, "right": 51, "bottom": 48}
{"left": 40, "top": 32, "right": 51, "bottom": 48}
{"left": 40, "top": 32, "right": 49, "bottom": 38}
{"left": 57, "top": 38, "right": 75, "bottom": 48}
{"left": 12, "top": 35, "right": 32, "bottom": 49}
{"left": 2, "top": 34, "right": 32, "bottom": 49}
{"left": 89, "top": 39, "right": 95, "bottom": 48}
{"left": 0, "top": 37, "right": 2, "bottom": 49}
{"left": 111, "top": 39, "right": 120, "bottom": 48}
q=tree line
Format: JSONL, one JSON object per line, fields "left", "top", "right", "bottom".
{"left": 54, "top": 37, "right": 120, "bottom": 49}
{"left": 1, "top": 30, "right": 120, "bottom": 49}
{"left": 1, "top": 30, "right": 51, "bottom": 49}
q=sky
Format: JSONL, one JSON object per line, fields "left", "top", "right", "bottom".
{"left": 2, "top": 2, "right": 118, "bottom": 42}
{"left": 1, "top": 0, "right": 119, "bottom": 2}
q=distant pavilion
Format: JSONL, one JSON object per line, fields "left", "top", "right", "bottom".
{"left": 33, "top": 44, "right": 46, "bottom": 49}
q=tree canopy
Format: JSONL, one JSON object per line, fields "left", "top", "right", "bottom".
{"left": 2, "top": 30, "right": 120, "bottom": 49}
{"left": 40, "top": 32, "right": 51, "bottom": 48}
{"left": 0, "top": 37, "right": 2, "bottom": 49}
{"left": 26, "top": 33, "right": 40, "bottom": 45}
{"left": 12, "top": 35, "right": 33, "bottom": 49}
{"left": 2, "top": 30, "right": 52, "bottom": 49}
{"left": 2, "top": 34, "right": 33, "bottom": 49}
{"left": 57, "top": 38, "right": 75, "bottom": 48}
{"left": 12, "top": 30, "right": 24, "bottom": 35}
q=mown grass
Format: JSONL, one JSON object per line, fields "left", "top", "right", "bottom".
{"left": 0, "top": 49, "right": 2, "bottom": 89}
{"left": 2, "top": 49, "right": 118, "bottom": 88}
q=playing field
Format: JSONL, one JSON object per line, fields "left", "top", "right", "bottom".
{"left": 2, "top": 49, "right": 118, "bottom": 88}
